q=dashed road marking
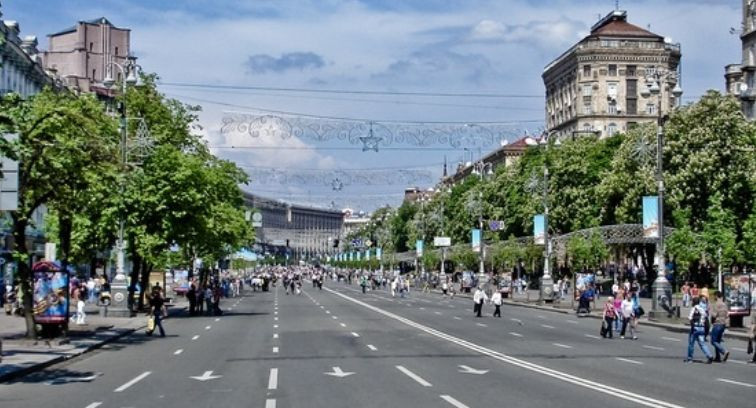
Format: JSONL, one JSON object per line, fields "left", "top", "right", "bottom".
{"left": 717, "top": 378, "right": 755, "bottom": 388}
{"left": 192, "top": 335, "right": 200, "bottom": 340}
{"left": 440, "top": 395, "right": 470, "bottom": 408}
{"left": 453, "top": 316, "right": 462, "bottom": 320}
{"left": 553, "top": 343, "right": 573, "bottom": 349}
{"left": 476, "top": 323, "right": 487, "bottom": 327}
{"left": 351, "top": 332, "right": 360, "bottom": 338}
{"left": 396, "top": 365, "right": 432, "bottom": 387}
{"left": 215, "top": 318, "right": 220, "bottom": 322}
{"left": 273, "top": 333, "right": 279, "bottom": 339}
{"left": 265, "top": 399, "right": 276, "bottom": 408}
{"left": 566, "top": 320, "right": 578, "bottom": 324}
{"left": 435, "top": 311, "right": 443, "bottom": 315}
{"left": 540, "top": 324, "right": 555, "bottom": 329}
{"left": 510, "top": 318, "right": 522, "bottom": 324}
{"left": 273, "top": 324, "right": 279, "bottom": 329}
{"left": 274, "top": 317, "right": 279, "bottom": 321}
{"left": 509, "top": 332, "right": 523, "bottom": 337}
{"left": 332, "top": 316, "right": 338, "bottom": 319}
{"left": 114, "top": 371, "right": 151, "bottom": 392}
{"left": 662, "top": 337, "right": 681, "bottom": 342}
{"left": 584, "top": 334, "right": 601, "bottom": 340}
{"left": 205, "top": 325, "right": 211, "bottom": 330}
{"left": 273, "top": 347, "right": 279, "bottom": 353}
{"left": 174, "top": 349, "right": 184, "bottom": 355}
{"left": 268, "top": 368, "right": 278, "bottom": 390}
{"left": 367, "top": 344, "right": 377, "bottom": 351}
{"left": 85, "top": 403, "right": 103, "bottom": 408}
{"left": 732, "top": 347, "right": 747, "bottom": 353}
{"left": 325, "top": 310, "right": 331, "bottom": 314}
{"left": 616, "top": 357, "right": 643, "bottom": 365}
{"left": 340, "top": 323, "right": 347, "bottom": 327}
{"left": 642, "top": 345, "right": 665, "bottom": 351}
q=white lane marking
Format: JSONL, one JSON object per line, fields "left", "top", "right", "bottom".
{"left": 453, "top": 316, "right": 462, "bottom": 320}
{"left": 340, "top": 323, "right": 347, "bottom": 327}
{"left": 509, "top": 332, "right": 523, "bottom": 337}
{"left": 205, "top": 325, "right": 211, "bottom": 330}
{"left": 274, "top": 311, "right": 278, "bottom": 315}
{"left": 642, "top": 345, "right": 665, "bottom": 351}
{"left": 215, "top": 318, "right": 220, "bottom": 322}
{"left": 541, "top": 324, "right": 555, "bottom": 329}
{"left": 584, "top": 334, "right": 601, "bottom": 340}
{"left": 351, "top": 332, "right": 360, "bottom": 338}
{"left": 553, "top": 343, "right": 573, "bottom": 349}
{"left": 662, "top": 337, "right": 681, "bottom": 342}
{"left": 566, "top": 320, "right": 578, "bottom": 324}
{"left": 729, "top": 360, "right": 747, "bottom": 365}
{"left": 420, "top": 307, "right": 426, "bottom": 310}
{"left": 537, "top": 315, "right": 546, "bottom": 319}
{"left": 268, "top": 368, "right": 278, "bottom": 390}
{"left": 273, "top": 333, "right": 279, "bottom": 339}
{"left": 114, "top": 371, "right": 152, "bottom": 392}
{"left": 367, "top": 344, "right": 378, "bottom": 351}
{"left": 440, "top": 395, "right": 470, "bottom": 408}
{"left": 510, "top": 318, "right": 522, "bottom": 324}
{"left": 265, "top": 399, "right": 276, "bottom": 408}
{"left": 85, "top": 403, "right": 103, "bottom": 408}
{"left": 332, "top": 316, "right": 338, "bottom": 319}
{"left": 435, "top": 311, "right": 443, "bottom": 315}
{"left": 325, "top": 310, "right": 331, "bottom": 314}
{"left": 396, "top": 365, "right": 432, "bottom": 387}
{"left": 274, "top": 324, "right": 279, "bottom": 328}
{"left": 732, "top": 347, "right": 747, "bottom": 352}
{"left": 192, "top": 335, "right": 200, "bottom": 340}
{"left": 174, "top": 349, "right": 184, "bottom": 355}
{"left": 476, "top": 323, "right": 487, "bottom": 327}
{"left": 717, "top": 378, "right": 756, "bottom": 388}
{"left": 273, "top": 347, "right": 279, "bottom": 353}
{"left": 274, "top": 317, "right": 279, "bottom": 321}
{"left": 616, "top": 358, "right": 643, "bottom": 365}
{"left": 320, "top": 306, "right": 325, "bottom": 309}
{"left": 326, "top": 287, "right": 684, "bottom": 408}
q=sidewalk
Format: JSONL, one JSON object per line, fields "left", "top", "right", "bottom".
{"left": 0, "top": 299, "right": 187, "bottom": 382}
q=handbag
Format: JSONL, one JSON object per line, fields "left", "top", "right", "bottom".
{"left": 146, "top": 315, "right": 155, "bottom": 333}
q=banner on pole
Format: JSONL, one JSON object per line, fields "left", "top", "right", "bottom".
{"left": 471, "top": 229, "right": 481, "bottom": 253}
{"left": 534, "top": 215, "right": 545, "bottom": 245}
{"left": 642, "top": 196, "right": 659, "bottom": 238}
{"left": 416, "top": 240, "right": 424, "bottom": 257}
{"left": 376, "top": 248, "right": 382, "bottom": 261}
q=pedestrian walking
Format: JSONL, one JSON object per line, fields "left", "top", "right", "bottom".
{"left": 147, "top": 290, "right": 167, "bottom": 337}
{"left": 748, "top": 310, "right": 756, "bottom": 364}
{"left": 491, "top": 291, "right": 502, "bottom": 317}
{"left": 74, "top": 285, "right": 86, "bottom": 325}
{"left": 613, "top": 294, "right": 623, "bottom": 332}
{"left": 710, "top": 291, "right": 730, "bottom": 362}
{"left": 360, "top": 275, "right": 368, "bottom": 294}
{"left": 204, "top": 286, "right": 213, "bottom": 316}
{"left": 685, "top": 297, "right": 713, "bottom": 363}
{"left": 681, "top": 282, "right": 691, "bottom": 308}
{"left": 619, "top": 294, "right": 637, "bottom": 339}
{"left": 473, "top": 286, "right": 488, "bottom": 318}
{"left": 601, "top": 297, "right": 615, "bottom": 339}
{"left": 187, "top": 283, "right": 197, "bottom": 316}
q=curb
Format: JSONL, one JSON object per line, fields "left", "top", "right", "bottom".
{"left": 0, "top": 305, "right": 186, "bottom": 383}
{"left": 431, "top": 289, "right": 753, "bottom": 341}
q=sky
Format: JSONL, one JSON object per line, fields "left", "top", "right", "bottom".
{"left": 2, "top": 0, "right": 742, "bottom": 212}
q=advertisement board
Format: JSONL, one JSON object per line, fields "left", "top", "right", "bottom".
{"left": 32, "top": 261, "right": 69, "bottom": 324}
{"left": 723, "top": 273, "right": 752, "bottom": 316}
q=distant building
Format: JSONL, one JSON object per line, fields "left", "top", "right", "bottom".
{"left": 0, "top": 5, "right": 52, "bottom": 97}
{"left": 438, "top": 136, "right": 529, "bottom": 188}
{"left": 725, "top": 0, "right": 756, "bottom": 119}
{"left": 543, "top": 10, "right": 682, "bottom": 139}
{"left": 42, "top": 17, "right": 131, "bottom": 96}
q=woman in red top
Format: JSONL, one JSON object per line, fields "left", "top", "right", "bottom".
{"left": 602, "top": 297, "right": 616, "bottom": 339}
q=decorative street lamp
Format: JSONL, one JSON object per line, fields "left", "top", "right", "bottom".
{"left": 525, "top": 133, "right": 560, "bottom": 302}
{"left": 639, "top": 68, "right": 683, "bottom": 320}
{"left": 102, "top": 57, "right": 147, "bottom": 316}
{"left": 472, "top": 161, "right": 494, "bottom": 285}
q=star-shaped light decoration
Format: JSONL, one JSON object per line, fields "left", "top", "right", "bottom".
{"left": 331, "top": 178, "right": 344, "bottom": 191}
{"left": 359, "top": 122, "right": 382, "bottom": 152}
{"left": 632, "top": 137, "right": 656, "bottom": 167}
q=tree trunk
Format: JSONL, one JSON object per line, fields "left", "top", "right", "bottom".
{"left": 128, "top": 250, "right": 141, "bottom": 315}
{"left": 138, "top": 259, "right": 150, "bottom": 311}
{"left": 12, "top": 215, "right": 36, "bottom": 338}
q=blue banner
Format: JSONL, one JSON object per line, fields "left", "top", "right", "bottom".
{"left": 533, "top": 215, "right": 545, "bottom": 245}
{"left": 471, "top": 229, "right": 481, "bottom": 253}
{"left": 642, "top": 196, "right": 659, "bottom": 238}
{"left": 416, "top": 240, "right": 424, "bottom": 257}
{"left": 376, "top": 248, "right": 382, "bottom": 261}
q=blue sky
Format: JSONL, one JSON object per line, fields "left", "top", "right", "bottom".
{"left": 2, "top": 0, "right": 742, "bottom": 211}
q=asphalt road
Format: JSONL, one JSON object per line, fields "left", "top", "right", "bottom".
{"left": 1, "top": 281, "right": 754, "bottom": 408}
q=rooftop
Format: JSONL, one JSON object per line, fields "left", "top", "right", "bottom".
{"left": 48, "top": 17, "right": 128, "bottom": 37}
{"left": 588, "top": 10, "right": 662, "bottom": 40}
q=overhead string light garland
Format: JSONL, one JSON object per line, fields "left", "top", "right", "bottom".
{"left": 220, "top": 110, "right": 535, "bottom": 151}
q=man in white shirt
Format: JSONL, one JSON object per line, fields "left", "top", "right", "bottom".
{"left": 491, "top": 291, "right": 503, "bottom": 317}
{"left": 473, "top": 287, "right": 488, "bottom": 318}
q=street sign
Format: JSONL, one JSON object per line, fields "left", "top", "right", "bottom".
{"left": 488, "top": 220, "right": 505, "bottom": 231}
{"left": 252, "top": 211, "right": 263, "bottom": 228}
{"left": 433, "top": 237, "right": 451, "bottom": 247}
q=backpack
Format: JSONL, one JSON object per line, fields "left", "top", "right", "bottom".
{"left": 691, "top": 306, "right": 705, "bottom": 328}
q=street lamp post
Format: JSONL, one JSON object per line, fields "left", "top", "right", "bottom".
{"left": 526, "top": 134, "right": 560, "bottom": 302}
{"left": 472, "top": 161, "right": 493, "bottom": 286}
{"left": 640, "top": 68, "right": 683, "bottom": 321}
{"left": 102, "top": 58, "right": 143, "bottom": 316}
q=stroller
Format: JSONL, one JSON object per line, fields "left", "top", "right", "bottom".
{"left": 576, "top": 291, "right": 592, "bottom": 316}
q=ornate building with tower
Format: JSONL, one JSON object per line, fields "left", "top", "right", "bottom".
{"left": 543, "top": 10, "right": 682, "bottom": 139}
{"left": 725, "top": 0, "right": 756, "bottom": 119}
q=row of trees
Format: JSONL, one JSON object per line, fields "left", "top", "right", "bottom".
{"left": 342, "top": 92, "right": 756, "bottom": 282}
{"left": 0, "top": 77, "right": 254, "bottom": 337}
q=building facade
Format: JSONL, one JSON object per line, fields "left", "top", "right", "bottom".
{"left": 0, "top": 6, "right": 52, "bottom": 96}
{"left": 438, "top": 137, "right": 528, "bottom": 189}
{"left": 725, "top": 0, "right": 756, "bottom": 119}
{"left": 42, "top": 17, "right": 131, "bottom": 96}
{"left": 243, "top": 192, "right": 344, "bottom": 259}
{"left": 543, "top": 10, "right": 682, "bottom": 139}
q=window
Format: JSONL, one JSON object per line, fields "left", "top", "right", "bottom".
{"left": 646, "top": 103, "right": 656, "bottom": 115}
{"left": 582, "top": 84, "right": 592, "bottom": 96}
{"left": 583, "top": 65, "right": 591, "bottom": 78}
{"left": 607, "top": 123, "right": 618, "bottom": 136}
{"left": 583, "top": 102, "right": 593, "bottom": 115}
{"left": 89, "top": 42, "right": 94, "bottom": 52}
{"left": 583, "top": 123, "right": 593, "bottom": 132}
{"left": 92, "top": 69, "right": 96, "bottom": 80}
{"left": 626, "top": 65, "right": 636, "bottom": 77}
{"left": 626, "top": 99, "right": 637, "bottom": 115}
{"left": 607, "top": 82, "right": 618, "bottom": 97}
{"left": 608, "top": 103, "right": 618, "bottom": 115}
{"left": 115, "top": 46, "right": 119, "bottom": 56}
{"left": 608, "top": 64, "right": 617, "bottom": 76}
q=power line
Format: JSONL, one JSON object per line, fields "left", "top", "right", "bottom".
{"left": 159, "top": 81, "right": 543, "bottom": 99}
{"left": 236, "top": 162, "right": 442, "bottom": 171}
{"left": 210, "top": 145, "right": 486, "bottom": 152}
{"left": 169, "top": 93, "right": 544, "bottom": 124}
